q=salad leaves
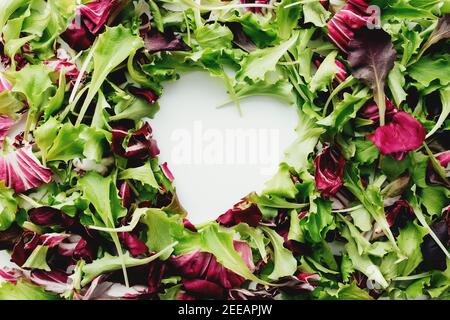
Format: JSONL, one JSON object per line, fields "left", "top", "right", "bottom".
{"left": 0, "top": 0, "right": 448, "bottom": 301}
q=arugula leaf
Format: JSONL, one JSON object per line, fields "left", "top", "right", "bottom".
{"left": 303, "top": 198, "right": 335, "bottom": 244}
{"left": 420, "top": 186, "right": 450, "bottom": 217}
{"left": 248, "top": 192, "right": 308, "bottom": 209}
{"left": 354, "top": 138, "right": 379, "bottom": 164}
{"left": 387, "top": 62, "right": 407, "bottom": 106}
{"left": 318, "top": 88, "right": 370, "bottom": 131}
{"left": 233, "top": 79, "right": 295, "bottom": 105}
{"left": 81, "top": 244, "right": 177, "bottom": 286}
{"left": 78, "top": 172, "right": 127, "bottom": 227}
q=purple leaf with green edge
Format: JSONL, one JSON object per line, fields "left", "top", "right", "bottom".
{"left": 416, "top": 14, "right": 450, "bottom": 62}
{"left": 348, "top": 28, "right": 396, "bottom": 126}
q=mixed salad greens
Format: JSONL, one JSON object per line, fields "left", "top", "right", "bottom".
{"left": 0, "top": 0, "right": 449, "bottom": 300}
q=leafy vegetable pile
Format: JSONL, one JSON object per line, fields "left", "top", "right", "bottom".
{"left": 0, "top": 0, "right": 449, "bottom": 300}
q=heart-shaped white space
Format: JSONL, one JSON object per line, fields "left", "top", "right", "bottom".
{"left": 150, "top": 72, "right": 298, "bottom": 224}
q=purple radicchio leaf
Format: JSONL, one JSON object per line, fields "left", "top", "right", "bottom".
{"left": 226, "top": 22, "right": 258, "bottom": 53}
{"left": 61, "top": 19, "right": 95, "bottom": 51}
{"left": 275, "top": 273, "right": 320, "bottom": 295}
{"left": 436, "top": 151, "right": 450, "bottom": 168}
{"left": 57, "top": 234, "right": 97, "bottom": 263}
{"left": 183, "top": 218, "right": 197, "bottom": 232}
{"left": 0, "top": 71, "right": 12, "bottom": 92}
{"left": 118, "top": 180, "right": 132, "bottom": 209}
{"left": 216, "top": 198, "right": 262, "bottom": 227}
{"left": 11, "top": 232, "right": 69, "bottom": 267}
{"left": 421, "top": 218, "right": 450, "bottom": 271}
{"left": 44, "top": 49, "right": 82, "bottom": 85}
{"left": 0, "top": 224, "right": 22, "bottom": 250}
{"left": 359, "top": 97, "right": 397, "bottom": 125}
{"left": 0, "top": 267, "right": 23, "bottom": 284}
{"left": 314, "top": 144, "right": 346, "bottom": 198}
{"left": 240, "top": 0, "right": 270, "bottom": 14}
{"left": 0, "top": 147, "right": 52, "bottom": 193}
{"left": 181, "top": 279, "right": 225, "bottom": 299}
{"left": 111, "top": 121, "right": 160, "bottom": 161}
{"left": 327, "top": 0, "right": 372, "bottom": 53}
{"left": 29, "top": 269, "right": 71, "bottom": 294}
{"left": 170, "top": 241, "right": 254, "bottom": 298}
{"left": 78, "top": 0, "right": 121, "bottom": 35}
{"left": 367, "top": 111, "right": 426, "bottom": 156}
{"left": 0, "top": 116, "right": 14, "bottom": 145}
{"left": 28, "top": 207, "right": 76, "bottom": 228}
{"left": 141, "top": 28, "right": 191, "bottom": 53}
{"left": 61, "top": 0, "right": 122, "bottom": 51}
{"left": 74, "top": 275, "right": 148, "bottom": 300}
{"left": 274, "top": 210, "right": 310, "bottom": 255}
{"left": 129, "top": 86, "right": 159, "bottom": 104}
{"left": 118, "top": 232, "right": 149, "bottom": 257}
{"left": 348, "top": 28, "right": 396, "bottom": 126}
{"left": 160, "top": 162, "right": 175, "bottom": 182}
{"left": 385, "top": 199, "right": 415, "bottom": 235}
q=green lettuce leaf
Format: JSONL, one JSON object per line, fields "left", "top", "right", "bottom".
{"left": 261, "top": 226, "right": 297, "bottom": 280}
{"left": 140, "top": 208, "right": 184, "bottom": 260}
{"left": 236, "top": 31, "right": 298, "bottom": 82}
{"left": 0, "top": 279, "right": 60, "bottom": 300}
{"left": 0, "top": 182, "right": 17, "bottom": 231}
{"left": 118, "top": 162, "right": 159, "bottom": 190}
{"left": 303, "top": 0, "right": 331, "bottom": 27}
{"left": 262, "top": 163, "right": 297, "bottom": 199}
{"left": 76, "top": 25, "right": 144, "bottom": 125}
